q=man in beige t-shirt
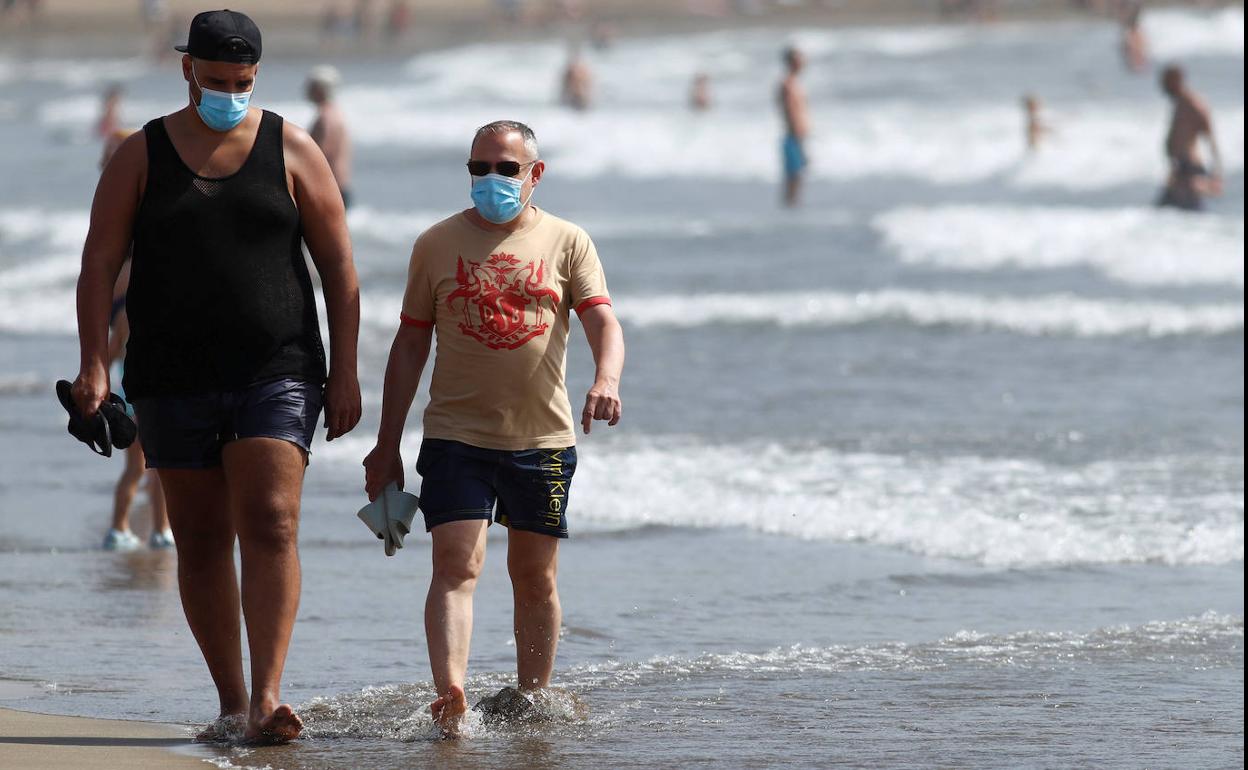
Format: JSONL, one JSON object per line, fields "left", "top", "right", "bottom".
{"left": 363, "top": 120, "right": 625, "bottom": 736}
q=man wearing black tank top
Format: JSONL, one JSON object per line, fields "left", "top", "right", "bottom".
{"left": 70, "top": 10, "right": 361, "bottom": 745}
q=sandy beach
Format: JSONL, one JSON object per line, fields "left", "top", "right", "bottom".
{"left": 0, "top": 705, "right": 204, "bottom": 769}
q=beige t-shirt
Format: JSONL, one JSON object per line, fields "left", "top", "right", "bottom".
{"left": 401, "top": 208, "right": 611, "bottom": 450}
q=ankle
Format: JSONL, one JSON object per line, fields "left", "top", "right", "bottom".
{"left": 250, "top": 691, "right": 280, "bottom": 715}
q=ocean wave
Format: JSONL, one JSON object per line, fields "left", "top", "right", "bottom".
{"left": 291, "top": 612, "right": 1241, "bottom": 741}
{"left": 353, "top": 288, "right": 1243, "bottom": 339}
{"left": 344, "top": 205, "right": 854, "bottom": 248}
{"left": 316, "top": 436, "right": 1244, "bottom": 568}
{"left": 0, "top": 56, "right": 149, "bottom": 87}
{"left": 8, "top": 204, "right": 1239, "bottom": 341}
{"left": 611, "top": 289, "right": 1244, "bottom": 337}
{"left": 1144, "top": 6, "right": 1245, "bottom": 59}
{"left": 30, "top": 8, "right": 1245, "bottom": 190}
{"left": 874, "top": 205, "right": 1246, "bottom": 288}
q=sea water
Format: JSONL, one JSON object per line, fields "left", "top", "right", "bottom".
{"left": 0, "top": 8, "right": 1242, "bottom": 769}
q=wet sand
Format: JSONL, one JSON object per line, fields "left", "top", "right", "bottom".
{"left": 0, "top": 705, "right": 206, "bottom": 769}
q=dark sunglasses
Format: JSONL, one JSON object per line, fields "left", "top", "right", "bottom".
{"left": 466, "top": 159, "right": 536, "bottom": 177}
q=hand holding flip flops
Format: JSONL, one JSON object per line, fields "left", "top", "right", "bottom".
{"left": 55, "top": 379, "right": 137, "bottom": 457}
{"left": 357, "top": 482, "right": 420, "bottom": 557}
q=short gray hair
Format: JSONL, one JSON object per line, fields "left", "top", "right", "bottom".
{"left": 473, "top": 120, "right": 539, "bottom": 160}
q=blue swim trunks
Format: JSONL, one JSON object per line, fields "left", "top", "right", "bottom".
{"left": 415, "top": 438, "right": 577, "bottom": 538}
{"left": 782, "top": 134, "right": 808, "bottom": 178}
{"left": 130, "top": 378, "right": 323, "bottom": 469}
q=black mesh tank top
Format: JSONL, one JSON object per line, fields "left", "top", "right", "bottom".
{"left": 123, "top": 111, "right": 326, "bottom": 398}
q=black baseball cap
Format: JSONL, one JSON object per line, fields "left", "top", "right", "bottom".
{"left": 175, "top": 10, "right": 262, "bottom": 64}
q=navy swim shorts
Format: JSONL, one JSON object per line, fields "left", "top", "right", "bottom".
{"left": 131, "top": 378, "right": 323, "bottom": 469}
{"left": 415, "top": 438, "right": 577, "bottom": 538}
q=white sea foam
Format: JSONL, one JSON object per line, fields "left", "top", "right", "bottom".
{"left": 0, "top": 208, "right": 89, "bottom": 254}
{"left": 616, "top": 290, "right": 1244, "bottom": 336}
{"left": 344, "top": 205, "right": 853, "bottom": 248}
{"left": 874, "top": 205, "right": 1246, "bottom": 288}
{"left": 291, "top": 612, "right": 1240, "bottom": 743}
{"left": 317, "top": 435, "right": 1244, "bottom": 568}
{"left": 0, "top": 56, "right": 149, "bottom": 87}
{"left": 571, "top": 612, "right": 1244, "bottom": 681}
{"left": 351, "top": 287, "right": 1243, "bottom": 339}
{"left": 30, "top": 8, "right": 1244, "bottom": 189}
{"left": 1144, "top": 6, "right": 1245, "bottom": 59}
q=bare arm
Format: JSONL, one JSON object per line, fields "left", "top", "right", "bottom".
{"left": 1201, "top": 105, "right": 1223, "bottom": 178}
{"left": 73, "top": 134, "right": 145, "bottom": 418}
{"left": 286, "top": 121, "right": 362, "bottom": 441}
{"left": 363, "top": 324, "right": 433, "bottom": 500}
{"left": 578, "top": 304, "right": 625, "bottom": 434}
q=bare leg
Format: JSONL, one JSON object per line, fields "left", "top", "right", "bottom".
{"left": 222, "top": 438, "right": 308, "bottom": 745}
{"left": 507, "top": 529, "right": 561, "bottom": 690}
{"left": 109, "top": 441, "right": 145, "bottom": 532}
{"left": 146, "top": 467, "right": 169, "bottom": 535}
{"left": 426, "top": 519, "right": 488, "bottom": 735}
{"left": 158, "top": 467, "right": 248, "bottom": 731}
{"left": 784, "top": 175, "right": 803, "bottom": 207}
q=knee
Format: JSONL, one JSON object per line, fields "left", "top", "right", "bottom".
{"left": 509, "top": 561, "right": 557, "bottom": 603}
{"left": 432, "top": 551, "right": 484, "bottom": 589}
{"left": 236, "top": 499, "right": 300, "bottom": 553}
{"left": 117, "top": 464, "right": 144, "bottom": 489}
{"left": 175, "top": 529, "right": 236, "bottom": 571}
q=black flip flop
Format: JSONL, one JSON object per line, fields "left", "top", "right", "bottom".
{"left": 55, "top": 380, "right": 137, "bottom": 457}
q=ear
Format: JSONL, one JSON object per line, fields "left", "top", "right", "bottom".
{"left": 181, "top": 55, "right": 193, "bottom": 83}
{"left": 530, "top": 160, "right": 546, "bottom": 185}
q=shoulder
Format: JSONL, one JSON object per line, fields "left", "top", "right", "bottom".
{"left": 412, "top": 213, "right": 469, "bottom": 254}
{"left": 99, "top": 129, "right": 149, "bottom": 187}
{"left": 113, "top": 129, "right": 149, "bottom": 165}
{"left": 278, "top": 114, "right": 320, "bottom": 155}
{"left": 537, "top": 209, "right": 591, "bottom": 243}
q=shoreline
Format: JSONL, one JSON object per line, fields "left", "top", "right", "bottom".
{"left": 0, "top": 0, "right": 1203, "bottom": 60}
{"left": 0, "top": 705, "right": 208, "bottom": 769}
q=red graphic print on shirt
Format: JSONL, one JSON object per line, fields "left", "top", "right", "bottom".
{"left": 447, "top": 252, "right": 561, "bottom": 350}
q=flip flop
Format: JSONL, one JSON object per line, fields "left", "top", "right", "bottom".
{"left": 357, "top": 482, "right": 421, "bottom": 557}
{"left": 55, "top": 380, "right": 138, "bottom": 457}
{"left": 56, "top": 380, "right": 113, "bottom": 457}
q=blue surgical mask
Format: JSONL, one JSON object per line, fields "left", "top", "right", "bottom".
{"left": 192, "top": 66, "right": 252, "bottom": 132}
{"left": 470, "top": 171, "right": 532, "bottom": 224}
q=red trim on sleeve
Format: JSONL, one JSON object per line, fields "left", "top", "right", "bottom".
{"left": 399, "top": 313, "right": 434, "bottom": 329}
{"left": 574, "top": 296, "right": 612, "bottom": 317}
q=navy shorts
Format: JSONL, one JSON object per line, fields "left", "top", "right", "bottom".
{"left": 415, "top": 438, "right": 577, "bottom": 538}
{"left": 131, "top": 378, "right": 323, "bottom": 469}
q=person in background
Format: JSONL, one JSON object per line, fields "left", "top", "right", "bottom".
{"left": 1157, "top": 64, "right": 1223, "bottom": 211}
{"left": 690, "top": 72, "right": 712, "bottom": 112}
{"left": 105, "top": 259, "right": 173, "bottom": 551}
{"left": 1121, "top": 2, "right": 1149, "bottom": 74}
{"left": 560, "top": 44, "right": 593, "bottom": 111}
{"left": 1022, "top": 93, "right": 1052, "bottom": 152}
{"left": 307, "top": 65, "right": 354, "bottom": 209}
{"left": 778, "top": 45, "right": 810, "bottom": 207}
{"left": 385, "top": 0, "right": 411, "bottom": 46}
{"left": 97, "top": 85, "right": 123, "bottom": 140}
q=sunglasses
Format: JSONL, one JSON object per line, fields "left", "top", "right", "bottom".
{"left": 466, "top": 159, "right": 536, "bottom": 177}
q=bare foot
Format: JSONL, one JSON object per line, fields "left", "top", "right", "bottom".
{"left": 242, "top": 703, "right": 303, "bottom": 746}
{"left": 430, "top": 684, "right": 468, "bottom": 738}
{"left": 194, "top": 713, "right": 246, "bottom": 743}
